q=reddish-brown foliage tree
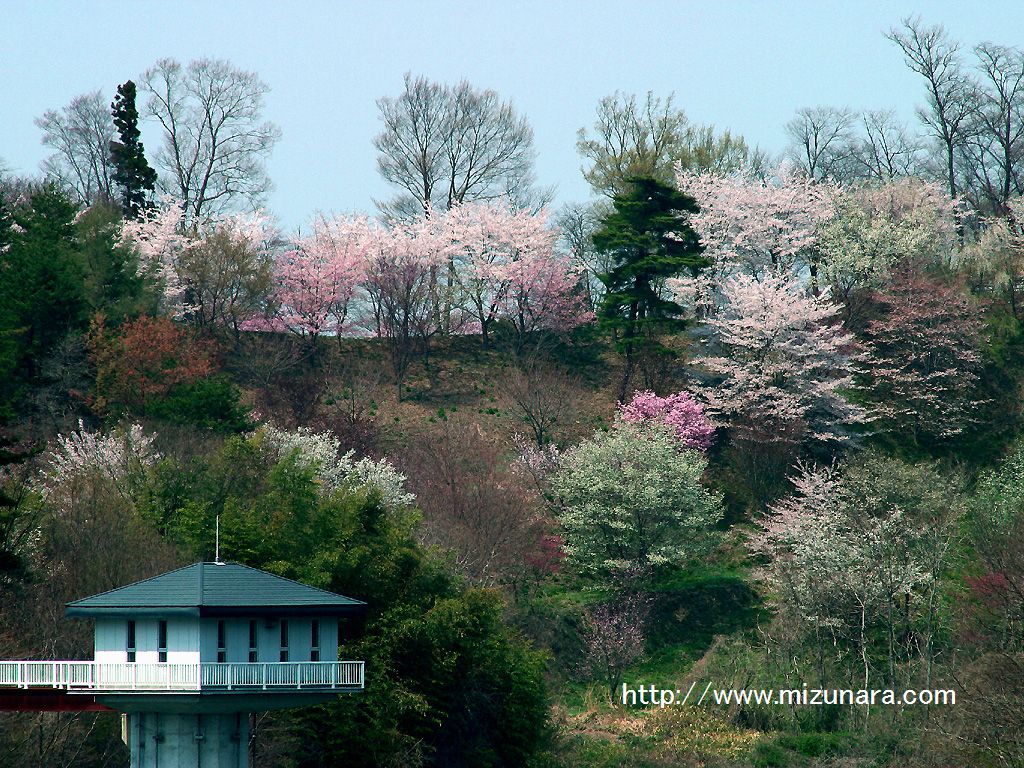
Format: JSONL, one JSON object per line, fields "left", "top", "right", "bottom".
{"left": 85, "top": 314, "right": 214, "bottom": 414}
{"left": 397, "top": 417, "right": 549, "bottom": 587}
{"left": 860, "top": 268, "right": 987, "bottom": 446}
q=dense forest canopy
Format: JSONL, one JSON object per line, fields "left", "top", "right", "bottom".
{"left": 3, "top": 15, "right": 1024, "bottom": 768}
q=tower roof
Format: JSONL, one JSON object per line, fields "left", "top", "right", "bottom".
{"left": 65, "top": 562, "right": 366, "bottom": 618}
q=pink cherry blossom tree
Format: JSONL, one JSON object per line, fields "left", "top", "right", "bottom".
{"left": 675, "top": 165, "right": 838, "bottom": 285}
{"left": 252, "top": 214, "right": 372, "bottom": 347}
{"left": 500, "top": 244, "right": 592, "bottom": 353}
{"left": 363, "top": 211, "right": 454, "bottom": 398}
{"left": 118, "top": 198, "right": 191, "bottom": 317}
{"left": 120, "top": 198, "right": 277, "bottom": 332}
{"left": 617, "top": 390, "right": 715, "bottom": 450}
{"left": 688, "top": 270, "right": 866, "bottom": 444}
{"left": 446, "top": 201, "right": 518, "bottom": 347}
{"left": 445, "top": 202, "right": 589, "bottom": 349}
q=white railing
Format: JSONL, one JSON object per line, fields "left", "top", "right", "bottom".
{"left": 0, "top": 661, "right": 364, "bottom": 691}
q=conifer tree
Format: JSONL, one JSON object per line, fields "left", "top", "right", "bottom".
{"left": 592, "top": 176, "right": 707, "bottom": 399}
{"left": 110, "top": 80, "right": 157, "bottom": 219}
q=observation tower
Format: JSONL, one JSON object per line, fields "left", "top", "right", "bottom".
{"left": 0, "top": 561, "right": 366, "bottom": 767}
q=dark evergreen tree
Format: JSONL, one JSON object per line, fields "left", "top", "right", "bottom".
{"left": 110, "top": 80, "right": 157, "bottom": 219}
{"left": 0, "top": 193, "right": 19, "bottom": 418}
{"left": 592, "top": 176, "right": 707, "bottom": 399}
{"left": 0, "top": 185, "right": 86, "bottom": 381}
{"left": 76, "top": 200, "right": 149, "bottom": 321}
{"left": 0, "top": 432, "right": 37, "bottom": 586}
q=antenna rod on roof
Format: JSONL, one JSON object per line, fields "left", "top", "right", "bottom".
{"left": 215, "top": 515, "right": 222, "bottom": 564}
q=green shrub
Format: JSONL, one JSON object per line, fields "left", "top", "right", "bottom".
{"left": 146, "top": 376, "right": 251, "bottom": 433}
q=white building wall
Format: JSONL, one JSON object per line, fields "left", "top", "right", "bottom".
{"left": 93, "top": 619, "right": 124, "bottom": 663}
{"left": 167, "top": 617, "right": 200, "bottom": 664}
{"left": 92, "top": 615, "right": 343, "bottom": 664}
{"left": 133, "top": 619, "right": 158, "bottom": 664}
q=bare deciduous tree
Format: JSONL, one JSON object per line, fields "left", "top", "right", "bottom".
{"left": 578, "top": 91, "right": 690, "bottom": 198}
{"left": 500, "top": 363, "right": 578, "bottom": 447}
{"left": 556, "top": 200, "right": 610, "bottom": 309}
{"left": 141, "top": 58, "right": 281, "bottom": 223}
{"left": 398, "top": 417, "right": 546, "bottom": 587}
{"left": 964, "top": 43, "right": 1024, "bottom": 211}
{"left": 887, "top": 17, "right": 974, "bottom": 198}
{"left": 178, "top": 222, "right": 275, "bottom": 337}
{"left": 784, "top": 106, "right": 855, "bottom": 180}
{"left": 849, "top": 109, "right": 923, "bottom": 182}
{"left": 374, "top": 73, "right": 540, "bottom": 217}
{"left": 583, "top": 592, "right": 652, "bottom": 706}
{"left": 577, "top": 91, "right": 762, "bottom": 198}
{"left": 34, "top": 91, "right": 115, "bottom": 205}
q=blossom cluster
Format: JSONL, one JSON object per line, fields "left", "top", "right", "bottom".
{"left": 617, "top": 390, "right": 715, "bottom": 450}
{"left": 260, "top": 424, "right": 415, "bottom": 510}
{"left": 37, "top": 420, "right": 160, "bottom": 499}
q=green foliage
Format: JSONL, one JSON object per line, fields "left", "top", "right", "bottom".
{"left": 757, "top": 452, "right": 964, "bottom": 694}
{"left": 644, "top": 567, "right": 761, "bottom": 657}
{"left": 592, "top": 176, "right": 706, "bottom": 397}
{"left": 577, "top": 91, "right": 764, "bottom": 199}
{"left": 952, "top": 307, "right": 1024, "bottom": 466}
{"left": 320, "top": 589, "right": 550, "bottom": 768}
{"left": 0, "top": 184, "right": 86, "bottom": 380}
{"left": 0, "top": 196, "right": 18, "bottom": 417}
{"left": 552, "top": 422, "right": 722, "bottom": 580}
{"left": 0, "top": 434, "right": 36, "bottom": 586}
{"left": 144, "top": 433, "right": 551, "bottom": 767}
{"left": 145, "top": 376, "right": 251, "bottom": 433}
{"left": 74, "top": 200, "right": 151, "bottom": 322}
{"left": 970, "top": 438, "right": 1024, "bottom": 534}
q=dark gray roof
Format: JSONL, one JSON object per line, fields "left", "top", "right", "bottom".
{"left": 66, "top": 563, "right": 365, "bottom": 618}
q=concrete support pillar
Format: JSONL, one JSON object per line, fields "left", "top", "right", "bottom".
{"left": 128, "top": 711, "right": 249, "bottom": 768}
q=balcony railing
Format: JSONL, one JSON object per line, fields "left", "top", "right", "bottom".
{"left": 0, "top": 661, "right": 364, "bottom": 692}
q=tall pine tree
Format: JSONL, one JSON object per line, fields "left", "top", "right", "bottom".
{"left": 592, "top": 176, "right": 707, "bottom": 400}
{"left": 110, "top": 80, "right": 157, "bottom": 219}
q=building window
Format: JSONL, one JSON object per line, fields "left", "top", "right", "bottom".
{"left": 217, "top": 620, "right": 227, "bottom": 663}
{"left": 248, "top": 620, "right": 258, "bottom": 663}
{"left": 126, "top": 621, "right": 136, "bottom": 663}
{"left": 279, "top": 620, "right": 289, "bottom": 662}
{"left": 158, "top": 620, "right": 168, "bottom": 663}
{"left": 310, "top": 620, "right": 320, "bottom": 662}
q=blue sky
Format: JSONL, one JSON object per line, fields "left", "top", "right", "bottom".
{"left": 2, "top": 1, "right": 1022, "bottom": 231}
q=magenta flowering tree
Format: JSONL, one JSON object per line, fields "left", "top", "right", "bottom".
{"left": 617, "top": 390, "right": 715, "bottom": 450}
